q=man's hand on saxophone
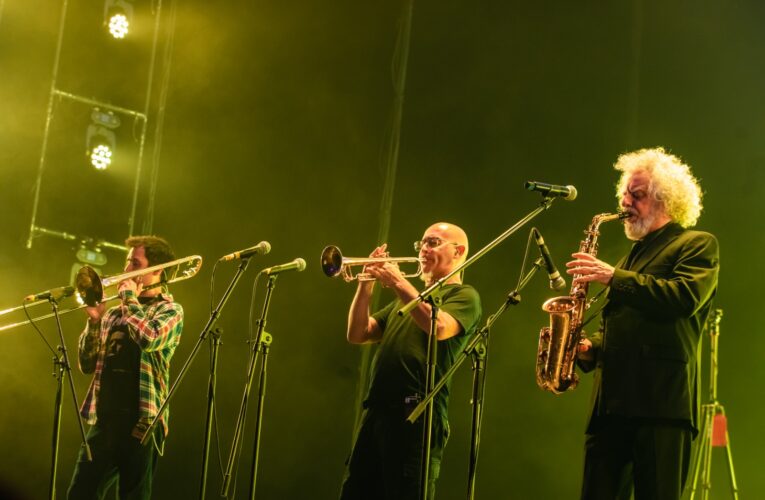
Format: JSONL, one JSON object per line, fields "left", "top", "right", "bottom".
{"left": 577, "top": 338, "right": 595, "bottom": 361}
{"left": 566, "top": 250, "right": 611, "bottom": 364}
{"left": 566, "top": 251, "right": 615, "bottom": 286}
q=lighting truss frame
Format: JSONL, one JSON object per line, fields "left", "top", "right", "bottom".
{"left": 27, "top": 0, "right": 166, "bottom": 249}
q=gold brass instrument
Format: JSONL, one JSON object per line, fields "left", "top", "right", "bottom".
{"left": 0, "top": 255, "right": 203, "bottom": 332}
{"left": 536, "top": 212, "right": 628, "bottom": 394}
{"left": 320, "top": 245, "right": 423, "bottom": 282}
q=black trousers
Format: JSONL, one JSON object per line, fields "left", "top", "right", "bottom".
{"left": 581, "top": 418, "right": 692, "bottom": 500}
{"left": 67, "top": 420, "right": 159, "bottom": 500}
{"left": 340, "top": 407, "right": 449, "bottom": 500}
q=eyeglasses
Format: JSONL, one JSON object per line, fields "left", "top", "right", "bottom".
{"left": 414, "top": 236, "right": 459, "bottom": 252}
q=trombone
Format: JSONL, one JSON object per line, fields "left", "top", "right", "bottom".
{"left": 320, "top": 245, "right": 423, "bottom": 282}
{"left": 0, "top": 255, "right": 203, "bottom": 332}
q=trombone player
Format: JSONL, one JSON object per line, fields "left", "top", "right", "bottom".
{"left": 67, "top": 236, "right": 184, "bottom": 500}
{"left": 339, "top": 222, "right": 482, "bottom": 500}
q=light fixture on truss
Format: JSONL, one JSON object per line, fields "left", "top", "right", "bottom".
{"left": 86, "top": 108, "right": 121, "bottom": 170}
{"left": 104, "top": 0, "right": 135, "bottom": 39}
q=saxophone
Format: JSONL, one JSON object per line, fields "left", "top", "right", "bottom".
{"left": 536, "top": 211, "right": 628, "bottom": 394}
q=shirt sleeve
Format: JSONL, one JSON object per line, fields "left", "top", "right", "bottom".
{"left": 78, "top": 319, "right": 103, "bottom": 374}
{"left": 608, "top": 232, "right": 719, "bottom": 318}
{"left": 371, "top": 300, "right": 397, "bottom": 331}
{"left": 441, "top": 285, "right": 482, "bottom": 338}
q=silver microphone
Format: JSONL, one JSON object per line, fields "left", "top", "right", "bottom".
{"left": 219, "top": 241, "right": 272, "bottom": 261}
{"left": 262, "top": 258, "right": 307, "bottom": 276}
{"left": 525, "top": 181, "right": 578, "bottom": 201}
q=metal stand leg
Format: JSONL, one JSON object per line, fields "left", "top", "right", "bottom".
{"left": 688, "top": 309, "right": 738, "bottom": 499}
{"left": 689, "top": 403, "right": 738, "bottom": 500}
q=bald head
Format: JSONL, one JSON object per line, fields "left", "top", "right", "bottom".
{"left": 426, "top": 222, "right": 468, "bottom": 256}
{"left": 419, "top": 222, "right": 469, "bottom": 285}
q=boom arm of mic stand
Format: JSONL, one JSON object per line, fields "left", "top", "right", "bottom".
{"left": 397, "top": 197, "right": 555, "bottom": 317}
{"left": 406, "top": 259, "right": 543, "bottom": 424}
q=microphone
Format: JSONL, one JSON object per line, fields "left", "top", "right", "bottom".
{"left": 525, "top": 181, "right": 578, "bottom": 201}
{"left": 24, "top": 286, "right": 76, "bottom": 302}
{"left": 262, "top": 258, "right": 307, "bottom": 276}
{"left": 532, "top": 228, "right": 566, "bottom": 290}
{"left": 219, "top": 241, "right": 272, "bottom": 262}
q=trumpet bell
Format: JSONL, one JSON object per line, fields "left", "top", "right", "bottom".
{"left": 320, "top": 244, "right": 423, "bottom": 282}
{"left": 321, "top": 246, "right": 344, "bottom": 278}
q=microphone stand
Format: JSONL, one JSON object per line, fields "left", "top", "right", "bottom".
{"left": 220, "top": 273, "right": 279, "bottom": 500}
{"left": 407, "top": 260, "right": 543, "bottom": 499}
{"left": 399, "top": 196, "right": 557, "bottom": 500}
{"left": 418, "top": 294, "right": 441, "bottom": 500}
{"left": 139, "top": 257, "right": 253, "bottom": 500}
{"left": 198, "top": 327, "right": 222, "bottom": 499}
{"left": 46, "top": 296, "right": 91, "bottom": 500}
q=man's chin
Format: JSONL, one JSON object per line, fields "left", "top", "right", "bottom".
{"left": 624, "top": 222, "right": 648, "bottom": 241}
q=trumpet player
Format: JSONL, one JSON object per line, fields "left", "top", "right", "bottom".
{"left": 67, "top": 236, "right": 184, "bottom": 500}
{"left": 340, "top": 222, "right": 482, "bottom": 500}
{"left": 566, "top": 148, "right": 719, "bottom": 500}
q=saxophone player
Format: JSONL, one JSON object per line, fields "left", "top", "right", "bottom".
{"left": 566, "top": 148, "right": 719, "bottom": 500}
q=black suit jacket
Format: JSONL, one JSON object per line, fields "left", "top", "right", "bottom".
{"left": 579, "top": 222, "right": 719, "bottom": 434}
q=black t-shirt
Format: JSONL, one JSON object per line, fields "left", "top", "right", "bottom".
{"left": 97, "top": 296, "right": 158, "bottom": 423}
{"left": 366, "top": 284, "right": 482, "bottom": 419}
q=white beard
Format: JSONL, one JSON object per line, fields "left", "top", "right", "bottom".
{"left": 420, "top": 271, "right": 431, "bottom": 284}
{"left": 623, "top": 212, "right": 656, "bottom": 241}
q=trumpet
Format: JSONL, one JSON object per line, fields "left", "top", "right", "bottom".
{"left": 320, "top": 245, "right": 423, "bottom": 282}
{"left": 0, "top": 255, "right": 203, "bottom": 332}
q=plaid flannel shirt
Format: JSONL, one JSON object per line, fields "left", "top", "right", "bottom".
{"left": 78, "top": 289, "right": 183, "bottom": 438}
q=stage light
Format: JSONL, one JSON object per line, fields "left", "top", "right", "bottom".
{"left": 90, "top": 144, "right": 113, "bottom": 170}
{"left": 104, "top": 0, "right": 134, "bottom": 39}
{"left": 86, "top": 108, "right": 120, "bottom": 170}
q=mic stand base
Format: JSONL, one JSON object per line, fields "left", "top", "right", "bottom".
{"left": 688, "top": 402, "right": 739, "bottom": 500}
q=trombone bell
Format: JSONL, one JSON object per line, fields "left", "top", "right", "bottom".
{"left": 75, "top": 266, "right": 103, "bottom": 307}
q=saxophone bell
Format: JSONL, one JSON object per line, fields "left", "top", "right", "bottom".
{"left": 536, "top": 212, "right": 624, "bottom": 395}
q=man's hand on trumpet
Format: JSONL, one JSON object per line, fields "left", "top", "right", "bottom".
{"left": 363, "top": 244, "right": 405, "bottom": 289}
